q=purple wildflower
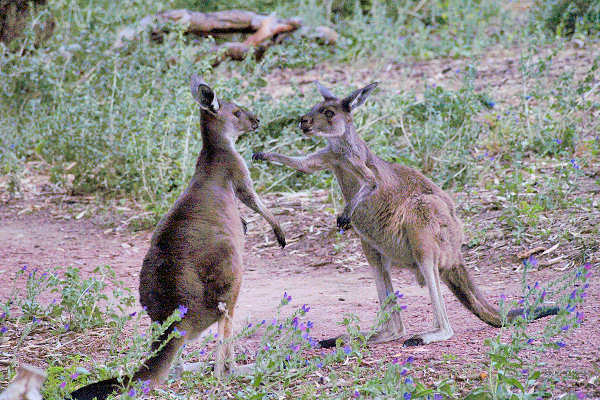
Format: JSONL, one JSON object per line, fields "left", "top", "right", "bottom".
{"left": 500, "top": 294, "right": 507, "bottom": 301}
{"left": 307, "top": 320, "right": 314, "bottom": 329}
{"left": 434, "top": 395, "right": 443, "bottom": 400}
{"left": 32, "top": 317, "right": 39, "bottom": 324}
{"left": 129, "top": 311, "right": 137, "bottom": 317}
{"left": 353, "top": 390, "right": 360, "bottom": 398}
{"left": 260, "top": 319, "right": 265, "bottom": 325}
{"left": 21, "top": 265, "right": 28, "bottom": 272}
{"left": 173, "top": 327, "right": 186, "bottom": 337}
{"left": 128, "top": 388, "right": 136, "bottom": 397}
{"left": 178, "top": 305, "right": 188, "bottom": 317}
{"left": 576, "top": 391, "right": 586, "bottom": 399}
{"left": 316, "top": 361, "right": 323, "bottom": 368}
{"left": 556, "top": 341, "right": 566, "bottom": 348}
{"left": 584, "top": 262, "right": 591, "bottom": 270}
{"left": 404, "top": 356, "right": 414, "bottom": 364}
{"left": 400, "top": 368, "right": 408, "bottom": 376}
{"left": 566, "top": 304, "right": 576, "bottom": 313}
{"left": 404, "top": 392, "right": 412, "bottom": 400}
{"left": 561, "top": 325, "right": 570, "bottom": 331}
{"left": 301, "top": 304, "right": 311, "bottom": 313}
{"left": 64, "top": 323, "right": 70, "bottom": 331}
{"left": 343, "top": 345, "right": 352, "bottom": 355}
{"left": 141, "top": 380, "right": 151, "bottom": 395}
{"left": 70, "top": 373, "right": 79, "bottom": 380}
{"left": 282, "top": 291, "right": 292, "bottom": 303}
{"left": 570, "top": 159, "right": 580, "bottom": 169}
{"left": 554, "top": 138, "right": 562, "bottom": 144}
{"left": 400, "top": 305, "right": 408, "bottom": 310}
{"left": 59, "top": 381, "right": 66, "bottom": 389}
{"left": 527, "top": 255, "right": 538, "bottom": 267}
{"left": 576, "top": 311, "right": 584, "bottom": 323}
{"left": 527, "top": 338, "right": 534, "bottom": 344}
{"left": 292, "top": 317, "right": 299, "bottom": 330}
{"left": 0, "top": 327, "right": 6, "bottom": 334}
{"left": 394, "top": 291, "right": 404, "bottom": 299}
{"left": 521, "top": 369, "right": 528, "bottom": 375}
{"left": 540, "top": 290, "right": 546, "bottom": 300}
{"left": 570, "top": 290, "right": 577, "bottom": 300}
{"left": 290, "top": 343, "right": 300, "bottom": 353}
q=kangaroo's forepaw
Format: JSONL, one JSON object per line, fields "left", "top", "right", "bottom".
{"left": 252, "top": 152, "right": 266, "bottom": 161}
{"left": 403, "top": 336, "right": 425, "bottom": 347}
{"left": 336, "top": 214, "right": 352, "bottom": 231}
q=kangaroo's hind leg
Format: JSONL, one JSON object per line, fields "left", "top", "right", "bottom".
{"left": 361, "top": 240, "right": 406, "bottom": 343}
{"left": 403, "top": 240, "right": 453, "bottom": 346}
{"left": 318, "top": 240, "right": 406, "bottom": 348}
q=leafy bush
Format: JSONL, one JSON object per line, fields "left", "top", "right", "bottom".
{"left": 530, "top": 0, "right": 600, "bottom": 36}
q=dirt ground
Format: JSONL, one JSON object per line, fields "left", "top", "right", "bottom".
{"left": 1, "top": 43, "right": 599, "bottom": 395}
{"left": 1, "top": 183, "right": 599, "bottom": 393}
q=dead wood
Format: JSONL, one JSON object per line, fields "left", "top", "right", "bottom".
{"left": 112, "top": 9, "right": 336, "bottom": 64}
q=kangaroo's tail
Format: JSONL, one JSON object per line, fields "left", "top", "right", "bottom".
{"left": 441, "top": 264, "right": 558, "bottom": 328}
{"left": 69, "top": 327, "right": 183, "bottom": 400}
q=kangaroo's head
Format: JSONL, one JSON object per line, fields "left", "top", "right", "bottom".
{"left": 190, "top": 74, "right": 259, "bottom": 143}
{"left": 299, "top": 82, "right": 378, "bottom": 138}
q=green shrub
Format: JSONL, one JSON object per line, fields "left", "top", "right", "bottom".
{"left": 531, "top": 0, "right": 600, "bottom": 36}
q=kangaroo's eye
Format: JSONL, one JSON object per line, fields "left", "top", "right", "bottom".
{"left": 233, "top": 110, "right": 242, "bottom": 118}
{"left": 324, "top": 109, "right": 334, "bottom": 119}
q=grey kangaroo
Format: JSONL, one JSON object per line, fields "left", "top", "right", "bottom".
{"left": 70, "top": 75, "right": 285, "bottom": 400}
{"left": 253, "top": 81, "right": 557, "bottom": 347}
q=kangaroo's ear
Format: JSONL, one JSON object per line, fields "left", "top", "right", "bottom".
{"left": 190, "top": 74, "right": 220, "bottom": 113}
{"left": 341, "top": 82, "right": 378, "bottom": 112}
{"left": 316, "top": 81, "right": 337, "bottom": 101}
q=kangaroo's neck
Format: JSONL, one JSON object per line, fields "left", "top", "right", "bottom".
{"left": 195, "top": 111, "right": 238, "bottom": 174}
{"left": 327, "top": 122, "right": 368, "bottom": 157}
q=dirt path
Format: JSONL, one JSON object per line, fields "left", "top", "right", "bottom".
{"left": 1, "top": 187, "right": 598, "bottom": 394}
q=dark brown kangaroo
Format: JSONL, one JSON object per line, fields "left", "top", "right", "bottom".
{"left": 70, "top": 75, "right": 285, "bottom": 400}
{"left": 253, "top": 82, "right": 557, "bottom": 347}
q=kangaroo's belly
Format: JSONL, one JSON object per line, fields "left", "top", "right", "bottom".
{"left": 350, "top": 198, "right": 414, "bottom": 265}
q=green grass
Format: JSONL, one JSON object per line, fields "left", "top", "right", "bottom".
{"left": 1, "top": 0, "right": 597, "bottom": 234}
{"left": 0, "top": 262, "right": 592, "bottom": 399}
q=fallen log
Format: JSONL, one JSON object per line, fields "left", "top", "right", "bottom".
{"left": 112, "top": 9, "right": 336, "bottom": 63}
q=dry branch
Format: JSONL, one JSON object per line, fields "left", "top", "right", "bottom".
{"left": 112, "top": 9, "right": 336, "bottom": 64}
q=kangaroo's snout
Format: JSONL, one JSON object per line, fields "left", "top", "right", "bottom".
{"left": 299, "top": 115, "right": 313, "bottom": 134}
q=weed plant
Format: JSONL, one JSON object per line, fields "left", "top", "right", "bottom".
{"left": 0, "top": 260, "right": 593, "bottom": 398}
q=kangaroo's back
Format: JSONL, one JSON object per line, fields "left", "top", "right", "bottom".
{"left": 70, "top": 75, "right": 285, "bottom": 400}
